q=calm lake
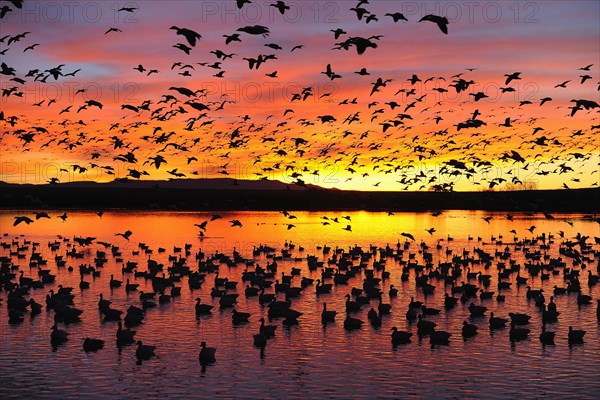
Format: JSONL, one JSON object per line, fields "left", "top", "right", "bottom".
{"left": 0, "top": 210, "right": 599, "bottom": 399}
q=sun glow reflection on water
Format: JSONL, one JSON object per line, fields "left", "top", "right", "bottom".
{"left": 0, "top": 210, "right": 598, "bottom": 399}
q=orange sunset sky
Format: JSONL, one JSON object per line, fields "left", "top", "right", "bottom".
{"left": 0, "top": 0, "right": 598, "bottom": 191}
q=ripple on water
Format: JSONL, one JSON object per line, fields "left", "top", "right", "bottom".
{"left": 0, "top": 210, "right": 599, "bottom": 399}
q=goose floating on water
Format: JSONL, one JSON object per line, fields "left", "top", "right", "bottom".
{"left": 136, "top": 341, "right": 156, "bottom": 359}
{"left": 568, "top": 326, "right": 586, "bottom": 344}
{"left": 344, "top": 312, "right": 364, "bottom": 330}
{"left": 462, "top": 321, "right": 478, "bottom": 338}
{"left": 199, "top": 341, "right": 216, "bottom": 365}
{"left": 489, "top": 312, "right": 508, "bottom": 329}
{"left": 50, "top": 324, "right": 68, "bottom": 344}
{"left": 430, "top": 330, "right": 451, "bottom": 346}
{"left": 391, "top": 327, "right": 412, "bottom": 345}
{"left": 321, "top": 302, "right": 337, "bottom": 324}
{"left": 509, "top": 322, "right": 530, "bottom": 341}
{"left": 117, "top": 321, "right": 136, "bottom": 343}
{"left": 539, "top": 324, "right": 555, "bottom": 345}
{"left": 83, "top": 338, "right": 104, "bottom": 352}
{"left": 195, "top": 297, "right": 214, "bottom": 316}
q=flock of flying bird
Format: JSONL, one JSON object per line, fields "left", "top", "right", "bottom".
{"left": 0, "top": 0, "right": 598, "bottom": 191}
{"left": 1, "top": 210, "right": 599, "bottom": 366}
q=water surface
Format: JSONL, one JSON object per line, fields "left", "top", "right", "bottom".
{"left": 0, "top": 210, "right": 598, "bottom": 399}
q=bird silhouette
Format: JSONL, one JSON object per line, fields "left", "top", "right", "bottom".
{"left": 105, "top": 27, "right": 122, "bottom": 34}
{"left": 136, "top": 341, "right": 156, "bottom": 359}
{"left": 13, "top": 216, "right": 34, "bottom": 226}
{"left": 419, "top": 14, "right": 449, "bottom": 34}
{"left": 400, "top": 232, "right": 415, "bottom": 241}
{"left": 170, "top": 26, "right": 202, "bottom": 47}
{"left": 116, "top": 230, "right": 133, "bottom": 240}
{"left": 386, "top": 12, "right": 408, "bottom": 22}
{"left": 504, "top": 72, "right": 521, "bottom": 85}
{"left": 199, "top": 341, "right": 216, "bottom": 365}
{"left": 331, "top": 28, "right": 347, "bottom": 39}
{"left": 237, "top": 25, "right": 270, "bottom": 36}
{"left": 270, "top": 1, "right": 289, "bottom": 15}
{"left": 236, "top": 0, "right": 251, "bottom": 8}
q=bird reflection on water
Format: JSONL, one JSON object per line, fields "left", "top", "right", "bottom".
{"left": 1, "top": 209, "right": 599, "bottom": 398}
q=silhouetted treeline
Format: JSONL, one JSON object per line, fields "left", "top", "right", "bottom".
{"left": 0, "top": 181, "right": 598, "bottom": 212}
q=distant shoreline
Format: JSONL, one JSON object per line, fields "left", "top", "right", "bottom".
{"left": 0, "top": 180, "right": 598, "bottom": 212}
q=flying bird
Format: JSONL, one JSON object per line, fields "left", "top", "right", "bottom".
{"left": 237, "top": 25, "right": 270, "bottom": 36}
{"left": 23, "top": 43, "right": 40, "bottom": 52}
{"left": 170, "top": 26, "right": 202, "bottom": 47}
{"left": 34, "top": 212, "right": 50, "bottom": 219}
{"left": 195, "top": 221, "right": 208, "bottom": 231}
{"left": 504, "top": 72, "right": 521, "bottom": 85}
{"left": 270, "top": 1, "right": 290, "bottom": 15}
{"left": 331, "top": 28, "right": 346, "bottom": 39}
{"left": 1, "top": 5, "right": 13, "bottom": 18}
{"left": 13, "top": 216, "right": 34, "bottom": 226}
{"left": 223, "top": 33, "right": 241, "bottom": 44}
{"left": 385, "top": 12, "right": 408, "bottom": 22}
{"left": 116, "top": 230, "right": 133, "bottom": 240}
{"left": 400, "top": 232, "right": 415, "bottom": 241}
{"left": 419, "top": 14, "right": 449, "bottom": 34}
{"left": 173, "top": 43, "right": 192, "bottom": 54}
{"left": 105, "top": 27, "right": 123, "bottom": 34}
